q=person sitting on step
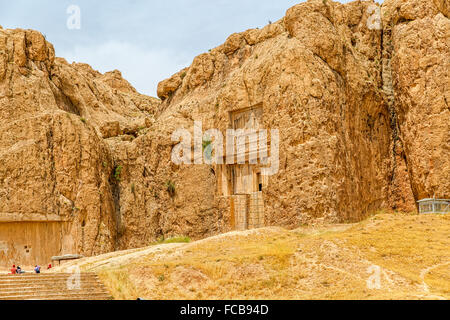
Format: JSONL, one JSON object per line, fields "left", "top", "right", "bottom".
{"left": 10, "top": 265, "right": 17, "bottom": 275}
{"left": 16, "top": 265, "right": 25, "bottom": 274}
{"left": 34, "top": 265, "right": 41, "bottom": 274}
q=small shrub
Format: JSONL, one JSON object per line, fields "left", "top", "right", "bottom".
{"left": 166, "top": 180, "right": 176, "bottom": 197}
{"left": 202, "top": 138, "right": 212, "bottom": 151}
{"left": 180, "top": 72, "right": 187, "bottom": 80}
{"left": 114, "top": 165, "right": 123, "bottom": 181}
{"left": 151, "top": 236, "right": 191, "bottom": 246}
{"left": 160, "top": 236, "right": 191, "bottom": 244}
{"left": 80, "top": 117, "right": 87, "bottom": 124}
{"left": 131, "top": 183, "right": 135, "bottom": 194}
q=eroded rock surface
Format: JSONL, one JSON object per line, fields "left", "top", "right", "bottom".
{"left": 0, "top": 28, "right": 158, "bottom": 262}
{"left": 382, "top": 0, "right": 450, "bottom": 204}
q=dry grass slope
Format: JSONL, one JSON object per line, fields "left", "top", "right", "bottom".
{"left": 54, "top": 213, "right": 449, "bottom": 300}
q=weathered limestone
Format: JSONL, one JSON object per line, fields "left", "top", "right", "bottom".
{"left": 0, "top": 222, "right": 72, "bottom": 267}
{"left": 151, "top": 0, "right": 392, "bottom": 228}
{"left": 0, "top": 27, "right": 158, "bottom": 266}
{"left": 382, "top": 0, "right": 450, "bottom": 202}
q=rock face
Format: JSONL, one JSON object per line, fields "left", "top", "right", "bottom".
{"left": 382, "top": 0, "right": 450, "bottom": 204}
{"left": 155, "top": 0, "right": 392, "bottom": 228}
{"left": 0, "top": 28, "right": 159, "bottom": 266}
{"left": 0, "top": 0, "right": 448, "bottom": 265}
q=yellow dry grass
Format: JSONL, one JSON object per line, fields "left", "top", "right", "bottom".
{"left": 79, "top": 213, "right": 448, "bottom": 300}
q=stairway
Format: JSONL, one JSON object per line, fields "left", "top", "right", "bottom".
{"left": 0, "top": 273, "right": 112, "bottom": 300}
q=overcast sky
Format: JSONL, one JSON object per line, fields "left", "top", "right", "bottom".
{"left": 0, "top": 0, "right": 382, "bottom": 96}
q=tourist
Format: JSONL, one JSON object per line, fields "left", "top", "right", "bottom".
{"left": 10, "top": 265, "right": 17, "bottom": 275}
{"left": 47, "top": 263, "right": 52, "bottom": 270}
{"left": 34, "top": 265, "right": 41, "bottom": 274}
{"left": 16, "top": 266, "right": 24, "bottom": 274}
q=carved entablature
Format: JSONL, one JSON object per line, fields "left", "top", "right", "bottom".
{"left": 217, "top": 104, "right": 269, "bottom": 197}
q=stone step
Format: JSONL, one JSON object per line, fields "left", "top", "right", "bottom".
{"left": 0, "top": 287, "right": 108, "bottom": 293}
{"left": 0, "top": 277, "right": 100, "bottom": 282}
{"left": 0, "top": 272, "right": 97, "bottom": 276}
{"left": 24, "top": 296, "right": 112, "bottom": 301}
{"left": 26, "top": 296, "right": 112, "bottom": 301}
{"left": 0, "top": 273, "right": 99, "bottom": 278}
{"left": 0, "top": 281, "right": 103, "bottom": 289}
{"left": 0, "top": 289, "right": 102, "bottom": 293}
{"left": 0, "top": 286, "right": 109, "bottom": 293}
{"left": 0, "top": 278, "right": 100, "bottom": 282}
{"left": 0, "top": 292, "right": 112, "bottom": 300}
{"left": 0, "top": 280, "right": 102, "bottom": 287}
{"left": 0, "top": 275, "right": 100, "bottom": 282}
{"left": 0, "top": 272, "right": 96, "bottom": 279}
{"left": 0, "top": 289, "right": 110, "bottom": 297}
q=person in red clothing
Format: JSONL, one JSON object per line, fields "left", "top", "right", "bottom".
{"left": 10, "top": 265, "right": 17, "bottom": 275}
{"left": 47, "top": 264, "right": 52, "bottom": 270}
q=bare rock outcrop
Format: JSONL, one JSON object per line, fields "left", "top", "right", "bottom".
{"left": 382, "top": 0, "right": 449, "bottom": 203}
{"left": 147, "top": 0, "right": 448, "bottom": 230}
{"left": 149, "top": 0, "right": 392, "bottom": 228}
{"left": 0, "top": 28, "right": 158, "bottom": 263}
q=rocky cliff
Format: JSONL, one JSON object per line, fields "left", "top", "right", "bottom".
{"left": 0, "top": 27, "right": 159, "bottom": 258}
{"left": 0, "top": 0, "right": 448, "bottom": 260}
{"left": 382, "top": 0, "right": 449, "bottom": 207}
